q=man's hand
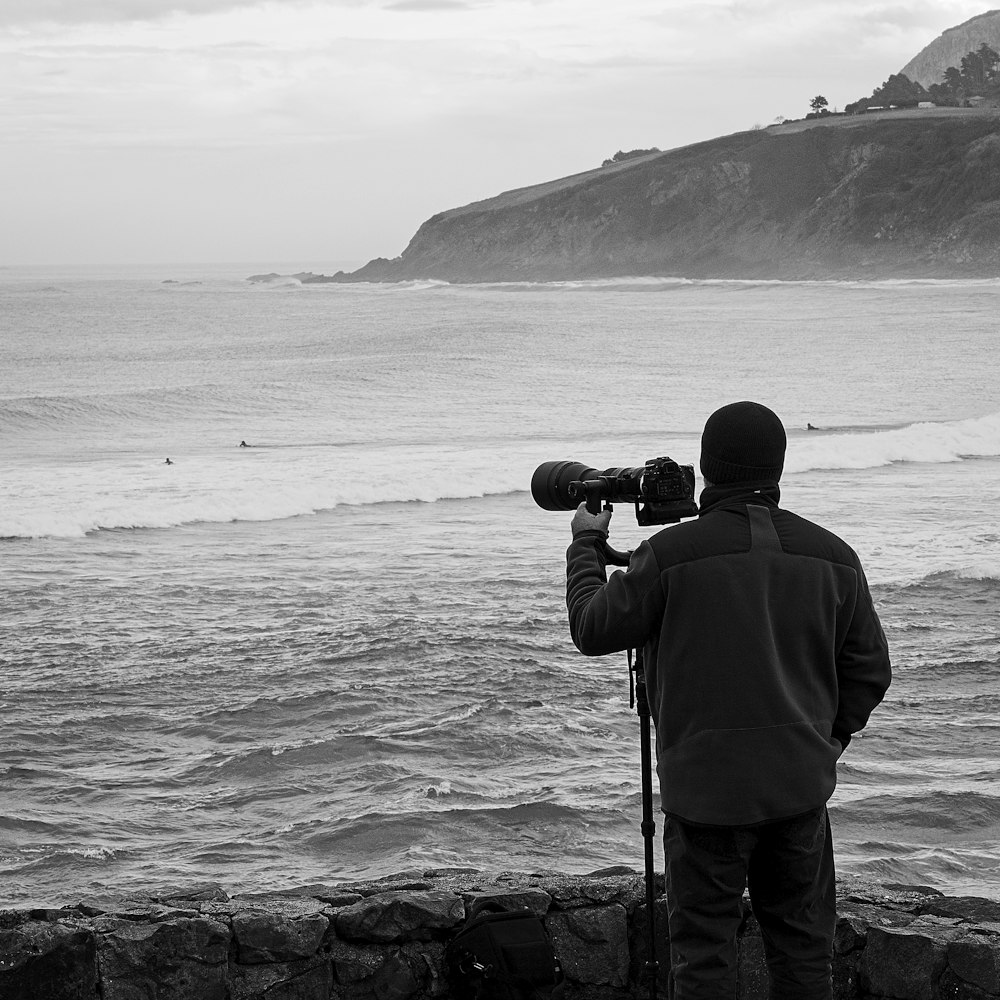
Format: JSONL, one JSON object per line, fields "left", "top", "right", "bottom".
{"left": 571, "top": 502, "right": 612, "bottom": 538}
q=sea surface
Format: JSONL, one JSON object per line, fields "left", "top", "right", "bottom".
{"left": 1, "top": 264, "right": 998, "bottom": 908}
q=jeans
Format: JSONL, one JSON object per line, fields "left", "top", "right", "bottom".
{"left": 663, "top": 805, "right": 836, "bottom": 1000}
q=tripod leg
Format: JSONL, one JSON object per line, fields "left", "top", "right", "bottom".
{"left": 633, "top": 650, "right": 660, "bottom": 999}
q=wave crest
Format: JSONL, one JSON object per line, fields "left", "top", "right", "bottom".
{"left": 2, "top": 413, "right": 997, "bottom": 540}
{"left": 787, "top": 411, "right": 1000, "bottom": 474}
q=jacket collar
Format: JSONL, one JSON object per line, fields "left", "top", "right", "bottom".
{"left": 698, "top": 481, "right": 781, "bottom": 517}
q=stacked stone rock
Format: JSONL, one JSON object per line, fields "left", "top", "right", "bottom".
{"left": 1, "top": 868, "right": 998, "bottom": 999}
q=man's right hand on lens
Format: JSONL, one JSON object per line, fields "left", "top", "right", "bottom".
{"left": 571, "top": 502, "right": 612, "bottom": 538}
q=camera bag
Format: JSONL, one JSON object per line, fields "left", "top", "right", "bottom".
{"left": 445, "top": 901, "right": 565, "bottom": 1000}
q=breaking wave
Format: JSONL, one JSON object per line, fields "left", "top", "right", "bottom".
{"left": 786, "top": 411, "right": 1000, "bottom": 474}
{"left": 3, "top": 412, "right": 997, "bottom": 539}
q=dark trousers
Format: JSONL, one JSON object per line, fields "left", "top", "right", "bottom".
{"left": 663, "top": 806, "right": 836, "bottom": 1000}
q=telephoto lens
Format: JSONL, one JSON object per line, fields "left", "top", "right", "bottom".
{"left": 530, "top": 461, "right": 599, "bottom": 511}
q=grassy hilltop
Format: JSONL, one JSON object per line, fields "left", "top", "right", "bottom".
{"left": 331, "top": 110, "right": 1000, "bottom": 283}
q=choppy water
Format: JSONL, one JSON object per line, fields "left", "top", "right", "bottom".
{"left": 1, "top": 266, "right": 998, "bottom": 907}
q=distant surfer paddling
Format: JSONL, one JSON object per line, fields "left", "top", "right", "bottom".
{"left": 239, "top": 440, "right": 249, "bottom": 448}
{"left": 807, "top": 423, "right": 818, "bottom": 431}
{"left": 164, "top": 457, "right": 173, "bottom": 465}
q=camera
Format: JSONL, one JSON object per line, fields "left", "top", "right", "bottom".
{"left": 531, "top": 457, "right": 698, "bottom": 526}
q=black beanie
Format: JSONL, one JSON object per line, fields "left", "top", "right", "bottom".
{"left": 700, "top": 401, "right": 786, "bottom": 484}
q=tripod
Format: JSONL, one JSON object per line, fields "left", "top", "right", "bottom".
{"left": 630, "top": 646, "right": 660, "bottom": 1000}
{"left": 603, "top": 535, "right": 660, "bottom": 1000}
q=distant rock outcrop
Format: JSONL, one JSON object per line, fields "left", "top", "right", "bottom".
{"left": 319, "top": 113, "right": 1000, "bottom": 283}
{"left": 900, "top": 10, "right": 1000, "bottom": 88}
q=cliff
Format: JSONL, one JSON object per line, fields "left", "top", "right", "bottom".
{"left": 900, "top": 10, "right": 1000, "bottom": 88}
{"left": 3, "top": 869, "right": 999, "bottom": 999}
{"left": 324, "top": 112, "right": 1000, "bottom": 283}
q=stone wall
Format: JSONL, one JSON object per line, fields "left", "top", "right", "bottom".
{"left": 1, "top": 867, "right": 998, "bottom": 999}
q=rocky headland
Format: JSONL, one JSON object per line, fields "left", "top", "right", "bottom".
{"left": 257, "top": 110, "right": 1000, "bottom": 285}
{"left": 900, "top": 10, "right": 1000, "bottom": 88}
{"left": 3, "top": 868, "right": 999, "bottom": 999}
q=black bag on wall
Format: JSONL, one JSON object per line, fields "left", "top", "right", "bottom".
{"left": 445, "top": 902, "right": 566, "bottom": 1000}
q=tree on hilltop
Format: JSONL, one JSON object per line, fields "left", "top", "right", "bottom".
{"left": 960, "top": 43, "right": 999, "bottom": 92}
{"left": 873, "top": 73, "right": 927, "bottom": 108}
{"left": 601, "top": 148, "right": 661, "bottom": 167}
{"left": 845, "top": 73, "right": 927, "bottom": 113}
{"left": 926, "top": 44, "right": 998, "bottom": 105}
{"left": 809, "top": 95, "right": 829, "bottom": 113}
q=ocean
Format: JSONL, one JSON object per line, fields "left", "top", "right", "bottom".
{"left": 1, "top": 264, "right": 998, "bottom": 909}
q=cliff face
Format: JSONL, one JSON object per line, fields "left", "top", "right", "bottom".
{"left": 899, "top": 9, "right": 1000, "bottom": 88}
{"left": 344, "top": 114, "right": 1000, "bottom": 283}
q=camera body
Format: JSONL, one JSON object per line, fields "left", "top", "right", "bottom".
{"left": 531, "top": 457, "right": 698, "bottom": 526}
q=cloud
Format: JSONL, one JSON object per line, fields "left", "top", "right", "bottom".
{"left": 384, "top": 0, "right": 475, "bottom": 10}
{"left": 1, "top": 0, "right": 992, "bottom": 264}
{"left": 0, "top": 0, "right": 480, "bottom": 28}
{"left": 0, "top": 0, "right": 297, "bottom": 27}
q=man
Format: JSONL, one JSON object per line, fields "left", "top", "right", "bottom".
{"left": 565, "top": 401, "right": 891, "bottom": 1000}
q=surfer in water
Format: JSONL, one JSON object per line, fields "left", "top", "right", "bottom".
{"left": 164, "top": 457, "right": 174, "bottom": 465}
{"left": 239, "top": 440, "right": 248, "bottom": 448}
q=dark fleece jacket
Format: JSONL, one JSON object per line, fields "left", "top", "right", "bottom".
{"left": 566, "top": 485, "right": 891, "bottom": 826}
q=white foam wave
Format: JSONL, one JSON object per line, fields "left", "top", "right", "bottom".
{"left": 374, "top": 275, "right": 1000, "bottom": 293}
{"left": 381, "top": 279, "right": 451, "bottom": 292}
{"left": 2, "top": 414, "right": 997, "bottom": 540}
{"left": 951, "top": 560, "right": 1000, "bottom": 583}
{"left": 0, "top": 441, "right": 536, "bottom": 539}
{"left": 786, "top": 412, "right": 1000, "bottom": 474}
{"left": 876, "top": 562, "right": 1000, "bottom": 588}
{"left": 254, "top": 275, "right": 304, "bottom": 288}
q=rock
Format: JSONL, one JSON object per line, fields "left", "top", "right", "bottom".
{"left": 95, "top": 915, "right": 230, "bottom": 1000}
{"left": 545, "top": 904, "right": 630, "bottom": 988}
{"left": 329, "top": 938, "right": 389, "bottom": 986}
{"left": 0, "top": 921, "right": 97, "bottom": 1000}
{"left": 461, "top": 888, "right": 553, "bottom": 919}
{"left": 315, "top": 891, "right": 366, "bottom": 908}
{"left": 919, "top": 896, "right": 1000, "bottom": 926}
{"left": 538, "top": 871, "right": 649, "bottom": 910}
{"left": 328, "top": 939, "right": 444, "bottom": 999}
{"left": 351, "top": 879, "right": 435, "bottom": 898}
{"left": 835, "top": 899, "right": 921, "bottom": 950}
{"left": 858, "top": 918, "right": 964, "bottom": 1000}
{"left": 79, "top": 897, "right": 199, "bottom": 921}
{"left": 334, "top": 890, "right": 464, "bottom": 943}
{"left": 367, "top": 949, "right": 421, "bottom": 1000}
{"left": 842, "top": 879, "right": 945, "bottom": 910}
{"left": 900, "top": 10, "right": 1000, "bottom": 87}
{"left": 74, "top": 893, "right": 164, "bottom": 918}
{"left": 947, "top": 931, "right": 1000, "bottom": 994}
{"left": 229, "top": 954, "right": 332, "bottom": 1000}
{"left": 234, "top": 886, "right": 365, "bottom": 908}
{"left": 232, "top": 909, "right": 329, "bottom": 963}
{"left": 154, "top": 882, "right": 230, "bottom": 904}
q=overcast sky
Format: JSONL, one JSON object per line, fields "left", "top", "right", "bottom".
{"left": 0, "top": 0, "right": 987, "bottom": 266}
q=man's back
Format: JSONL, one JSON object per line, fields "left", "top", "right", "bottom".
{"left": 567, "top": 487, "right": 889, "bottom": 823}
{"left": 561, "top": 400, "right": 891, "bottom": 1000}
